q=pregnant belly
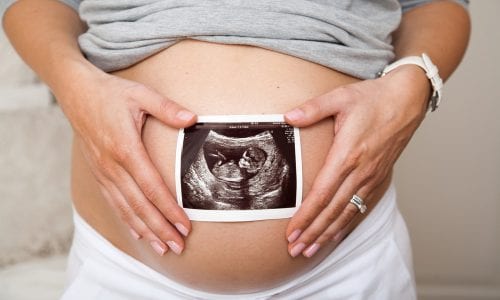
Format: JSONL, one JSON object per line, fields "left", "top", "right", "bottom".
{"left": 71, "top": 39, "right": 362, "bottom": 293}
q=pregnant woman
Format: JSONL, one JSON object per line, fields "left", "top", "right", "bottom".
{"left": 2, "top": 0, "right": 470, "bottom": 299}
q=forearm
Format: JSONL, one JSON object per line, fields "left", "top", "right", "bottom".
{"left": 393, "top": 0, "right": 471, "bottom": 80}
{"left": 2, "top": 0, "right": 99, "bottom": 99}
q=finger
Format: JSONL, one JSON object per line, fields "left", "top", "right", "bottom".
{"left": 98, "top": 179, "right": 170, "bottom": 256}
{"left": 301, "top": 205, "right": 360, "bottom": 258}
{"left": 117, "top": 138, "right": 191, "bottom": 237}
{"left": 288, "top": 171, "right": 364, "bottom": 258}
{"left": 112, "top": 165, "right": 187, "bottom": 255}
{"left": 332, "top": 226, "right": 352, "bottom": 244}
{"left": 284, "top": 88, "right": 349, "bottom": 127}
{"left": 299, "top": 176, "right": 382, "bottom": 258}
{"left": 302, "top": 193, "right": 368, "bottom": 258}
{"left": 324, "top": 174, "right": 391, "bottom": 245}
{"left": 286, "top": 140, "right": 358, "bottom": 243}
{"left": 132, "top": 85, "right": 197, "bottom": 128}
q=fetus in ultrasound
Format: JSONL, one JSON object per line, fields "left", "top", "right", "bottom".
{"left": 210, "top": 147, "right": 266, "bottom": 182}
{"left": 239, "top": 147, "right": 267, "bottom": 175}
{"left": 182, "top": 130, "right": 292, "bottom": 210}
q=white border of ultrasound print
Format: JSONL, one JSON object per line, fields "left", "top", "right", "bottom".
{"left": 175, "top": 114, "right": 302, "bottom": 222}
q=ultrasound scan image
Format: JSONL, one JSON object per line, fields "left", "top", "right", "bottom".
{"left": 180, "top": 122, "right": 297, "bottom": 210}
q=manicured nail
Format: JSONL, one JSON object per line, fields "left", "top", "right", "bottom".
{"left": 176, "top": 110, "right": 195, "bottom": 121}
{"left": 150, "top": 241, "right": 167, "bottom": 256}
{"left": 334, "top": 229, "right": 349, "bottom": 242}
{"left": 167, "top": 240, "right": 183, "bottom": 255}
{"left": 129, "top": 228, "right": 141, "bottom": 240}
{"left": 287, "top": 229, "right": 302, "bottom": 243}
{"left": 285, "top": 109, "right": 305, "bottom": 122}
{"left": 290, "top": 242, "right": 306, "bottom": 258}
{"left": 175, "top": 223, "right": 190, "bottom": 237}
{"left": 303, "top": 243, "right": 321, "bottom": 258}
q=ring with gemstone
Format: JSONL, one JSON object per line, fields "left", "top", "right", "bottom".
{"left": 350, "top": 194, "right": 367, "bottom": 214}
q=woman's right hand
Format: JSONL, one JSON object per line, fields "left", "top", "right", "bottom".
{"left": 57, "top": 64, "right": 196, "bottom": 256}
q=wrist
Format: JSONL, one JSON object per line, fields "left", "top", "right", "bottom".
{"left": 379, "top": 53, "right": 443, "bottom": 114}
{"left": 389, "top": 64, "right": 432, "bottom": 102}
{"left": 379, "top": 64, "right": 431, "bottom": 118}
{"left": 49, "top": 56, "right": 106, "bottom": 101}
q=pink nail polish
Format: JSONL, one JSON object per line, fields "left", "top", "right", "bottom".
{"left": 175, "top": 223, "right": 190, "bottom": 237}
{"left": 150, "top": 241, "right": 166, "bottom": 256}
{"left": 333, "top": 231, "right": 343, "bottom": 242}
{"left": 287, "top": 229, "right": 302, "bottom": 243}
{"left": 176, "top": 110, "right": 194, "bottom": 121}
{"left": 129, "top": 228, "right": 141, "bottom": 240}
{"left": 285, "top": 109, "right": 305, "bottom": 121}
{"left": 167, "top": 240, "right": 183, "bottom": 255}
{"left": 290, "top": 243, "right": 306, "bottom": 258}
{"left": 303, "top": 243, "right": 321, "bottom": 258}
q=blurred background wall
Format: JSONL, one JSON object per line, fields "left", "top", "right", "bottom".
{"left": 0, "top": 1, "right": 498, "bottom": 300}
{"left": 0, "top": 13, "right": 73, "bottom": 264}
{"left": 395, "top": 1, "right": 500, "bottom": 299}
{"left": 0, "top": 15, "right": 73, "bottom": 299}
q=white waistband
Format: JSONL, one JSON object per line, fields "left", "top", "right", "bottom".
{"left": 70, "top": 181, "right": 398, "bottom": 299}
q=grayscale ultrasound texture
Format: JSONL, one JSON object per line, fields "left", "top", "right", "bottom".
{"left": 181, "top": 123, "right": 296, "bottom": 210}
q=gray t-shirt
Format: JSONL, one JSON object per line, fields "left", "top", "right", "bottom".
{"left": 1, "top": 0, "right": 468, "bottom": 79}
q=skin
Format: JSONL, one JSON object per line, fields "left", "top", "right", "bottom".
{"left": 284, "top": 0, "right": 471, "bottom": 258}
{"left": 3, "top": 0, "right": 470, "bottom": 260}
{"left": 4, "top": 0, "right": 195, "bottom": 254}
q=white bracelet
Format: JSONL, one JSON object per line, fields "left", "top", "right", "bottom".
{"left": 378, "top": 53, "right": 443, "bottom": 114}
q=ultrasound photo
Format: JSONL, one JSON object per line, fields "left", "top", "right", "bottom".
{"left": 175, "top": 115, "right": 302, "bottom": 222}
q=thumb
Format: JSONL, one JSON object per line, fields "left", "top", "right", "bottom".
{"left": 134, "top": 85, "right": 197, "bottom": 128}
{"left": 284, "top": 91, "right": 342, "bottom": 127}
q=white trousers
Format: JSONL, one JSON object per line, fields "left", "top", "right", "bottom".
{"left": 62, "top": 181, "right": 416, "bottom": 300}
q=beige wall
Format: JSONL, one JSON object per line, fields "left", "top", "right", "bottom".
{"left": 395, "top": 1, "right": 500, "bottom": 299}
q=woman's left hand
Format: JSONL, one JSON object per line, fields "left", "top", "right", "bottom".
{"left": 284, "top": 65, "right": 431, "bottom": 258}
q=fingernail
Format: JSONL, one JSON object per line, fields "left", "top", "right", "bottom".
{"left": 334, "top": 229, "right": 349, "bottom": 242}
{"left": 176, "top": 110, "right": 195, "bottom": 121}
{"left": 303, "top": 243, "right": 321, "bottom": 258}
{"left": 290, "top": 242, "right": 306, "bottom": 258}
{"left": 150, "top": 241, "right": 167, "bottom": 256}
{"left": 175, "top": 223, "right": 190, "bottom": 237}
{"left": 167, "top": 240, "right": 183, "bottom": 255}
{"left": 287, "top": 229, "right": 302, "bottom": 243}
{"left": 285, "top": 109, "right": 305, "bottom": 121}
{"left": 129, "top": 228, "right": 141, "bottom": 240}
{"left": 333, "top": 231, "right": 343, "bottom": 242}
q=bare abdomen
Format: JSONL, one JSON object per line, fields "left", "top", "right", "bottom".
{"left": 71, "top": 39, "right": 376, "bottom": 293}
